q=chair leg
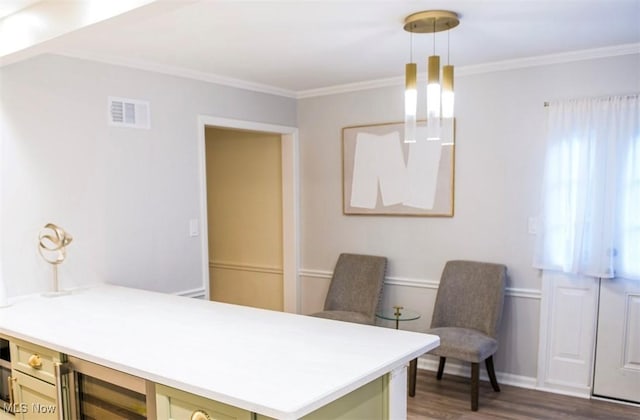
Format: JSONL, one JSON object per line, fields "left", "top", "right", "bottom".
{"left": 408, "top": 358, "right": 417, "bottom": 397}
{"left": 471, "top": 362, "right": 479, "bottom": 411}
{"left": 436, "top": 357, "right": 446, "bottom": 380}
{"left": 485, "top": 355, "right": 500, "bottom": 392}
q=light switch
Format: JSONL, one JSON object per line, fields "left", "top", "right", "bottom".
{"left": 189, "top": 219, "right": 199, "bottom": 237}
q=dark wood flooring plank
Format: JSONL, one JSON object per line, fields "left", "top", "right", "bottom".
{"left": 408, "top": 369, "right": 640, "bottom": 420}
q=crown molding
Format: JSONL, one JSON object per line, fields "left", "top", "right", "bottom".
{"left": 297, "top": 43, "right": 640, "bottom": 99}
{"left": 457, "top": 42, "right": 640, "bottom": 76}
{"left": 52, "top": 49, "right": 299, "bottom": 99}
{"left": 52, "top": 43, "right": 639, "bottom": 100}
{"left": 296, "top": 76, "right": 404, "bottom": 99}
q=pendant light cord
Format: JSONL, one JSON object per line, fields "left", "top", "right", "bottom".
{"left": 410, "top": 30, "right": 413, "bottom": 62}
{"left": 447, "top": 29, "right": 451, "bottom": 64}
{"left": 432, "top": 19, "right": 436, "bottom": 54}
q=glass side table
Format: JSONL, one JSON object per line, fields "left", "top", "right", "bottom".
{"left": 376, "top": 306, "right": 422, "bottom": 397}
{"left": 376, "top": 306, "right": 421, "bottom": 330}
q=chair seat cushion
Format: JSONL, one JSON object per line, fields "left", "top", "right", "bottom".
{"left": 427, "top": 327, "right": 498, "bottom": 363}
{"left": 310, "top": 310, "right": 373, "bottom": 325}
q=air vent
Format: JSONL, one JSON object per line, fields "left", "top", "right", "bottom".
{"left": 108, "top": 96, "right": 150, "bottom": 129}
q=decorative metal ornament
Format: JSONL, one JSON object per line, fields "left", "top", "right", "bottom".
{"left": 38, "top": 223, "right": 73, "bottom": 296}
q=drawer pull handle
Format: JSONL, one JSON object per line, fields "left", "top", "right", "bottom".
{"left": 7, "top": 376, "right": 16, "bottom": 406}
{"left": 28, "top": 354, "right": 43, "bottom": 369}
{"left": 191, "top": 410, "right": 211, "bottom": 420}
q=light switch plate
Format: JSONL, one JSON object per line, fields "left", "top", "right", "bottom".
{"left": 189, "top": 219, "right": 199, "bottom": 237}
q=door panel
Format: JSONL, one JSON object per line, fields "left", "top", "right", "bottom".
{"left": 209, "top": 264, "right": 283, "bottom": 311}
{"left": 593, "top": 278, "right": 640, "bottom": 403}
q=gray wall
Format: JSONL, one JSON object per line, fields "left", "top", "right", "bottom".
{"left": 1, "top": 51, "right": 638, "bottom": 380}
{"left": 297, "top": 53, "right": 640, "bottom": 379}
{"left": 0, "top": 54, "right": 296, "bottom": 296}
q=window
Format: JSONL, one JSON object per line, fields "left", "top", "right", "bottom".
{"left": 534, "top": 95, "right": 640, "bottom": 280}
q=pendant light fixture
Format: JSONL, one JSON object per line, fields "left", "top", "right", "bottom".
{"left": 403, "top": 10, "right": 460, "bottom": 144}
{"left": 404, "top": 33, "right": 417, "bottom": 143}
{"left": 441, "top": 29, "right": 455, "bottom": 119}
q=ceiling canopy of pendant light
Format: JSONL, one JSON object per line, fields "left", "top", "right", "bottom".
{"left": 403, "top": 10, "right": 459, "bottom": 33}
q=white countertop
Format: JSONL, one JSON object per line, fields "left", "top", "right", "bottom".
{"left": 0, "top": 285, "right": 439, "bottom": 419}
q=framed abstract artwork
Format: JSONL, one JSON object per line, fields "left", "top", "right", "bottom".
{"left": 342, "top": 121, "right": 455, "bottom": 216}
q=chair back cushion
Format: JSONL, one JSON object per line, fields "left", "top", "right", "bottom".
{"left": 323, "top": 253, "right": 387, "bottom": 319}
{"left": 430, "top": 260, "right": 507, "bottom": 338}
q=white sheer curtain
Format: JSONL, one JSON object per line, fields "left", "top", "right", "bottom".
{"left": 534, "top": 94, "right": 640, "bottom": 280}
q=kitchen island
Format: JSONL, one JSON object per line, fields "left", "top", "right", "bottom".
{"left": 0, "top": 285, "right": 439, "bottom": 419}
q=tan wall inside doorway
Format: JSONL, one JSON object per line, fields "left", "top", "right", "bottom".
{"left": 205, "top": 127, "right": 283, "bottom": 311}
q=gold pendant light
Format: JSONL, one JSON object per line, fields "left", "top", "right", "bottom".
{"left": 405, "top": 62, "right": 417, "bottom": 143}
{"left": 403, "top": 10, "right": 459, "bottom": 144}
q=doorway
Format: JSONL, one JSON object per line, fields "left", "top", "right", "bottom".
{"left": 205, "top": 127, "right": 283, "bottom": 310}
{"left": 197, "top": 116, "right": 299, "bottom": 313}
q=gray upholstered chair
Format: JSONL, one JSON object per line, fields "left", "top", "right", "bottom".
{"left": 414, "top": 260, "right": 507, "bottom": 411}
{"left": 310, "top": 253, "right": 387, "bottom": 325}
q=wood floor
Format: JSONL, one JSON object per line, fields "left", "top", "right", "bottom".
{"left": 408, "top": 369, "right": 640, "bottom": 419}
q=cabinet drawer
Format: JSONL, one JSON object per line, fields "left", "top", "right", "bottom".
{"left": 156, "top": 384, "right": 252, "bottom": 420}
{"left": 10, "top": 341, "right": 61, "bottom": 384}
{"left": 11, "top": 370, "right": 58, "bottom": 420}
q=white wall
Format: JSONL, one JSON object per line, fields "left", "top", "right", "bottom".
{"left": 0, "top": 54, "right": 296, "bottom": 297}
{"left": 297, "top": 53, "right": 640, "bottom": 380}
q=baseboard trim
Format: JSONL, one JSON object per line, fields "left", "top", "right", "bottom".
{"left": 176, "top": 287, "right": 207, "bottom": 299}
{"left": 416, "top": 356, "right": 538, "bottom": 390}
{"left": 535, "top": 384, "right": 591, "bottom": 399}
{"left": 417, "top": 357, "right": 601, "bottom": 400}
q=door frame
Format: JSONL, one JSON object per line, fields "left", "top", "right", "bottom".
{"left": 197, "top": 115, "right": 299, "bottom": 313}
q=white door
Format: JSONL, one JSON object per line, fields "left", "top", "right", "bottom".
{"left": 593, "top": 278, "right": 640, "bottom": 403}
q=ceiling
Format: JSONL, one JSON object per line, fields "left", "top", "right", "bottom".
{"left": 0, "top": 0, "right": 40, "bottom": 19}
{"left": 4, "top": 0, "right": 640, "bottom": 96}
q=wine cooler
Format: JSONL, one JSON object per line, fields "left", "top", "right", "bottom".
{"left": 67, "top": 356, "right": 154, "bottom": 419}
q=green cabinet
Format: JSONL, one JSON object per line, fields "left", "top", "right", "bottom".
{"left": 2, "top": 334, "right": 390, "bottom": 420}
{"left": 11, "top": 339, "right": 67, "bottom": 419}
{"left": 157, "top": 375, "right": 388, "bottom": 420}
{"left": 0, "top": 336, "right": 68, "bottom": 420}
{"left": 156, "top": 383, "right": 255, "bottom": 420}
